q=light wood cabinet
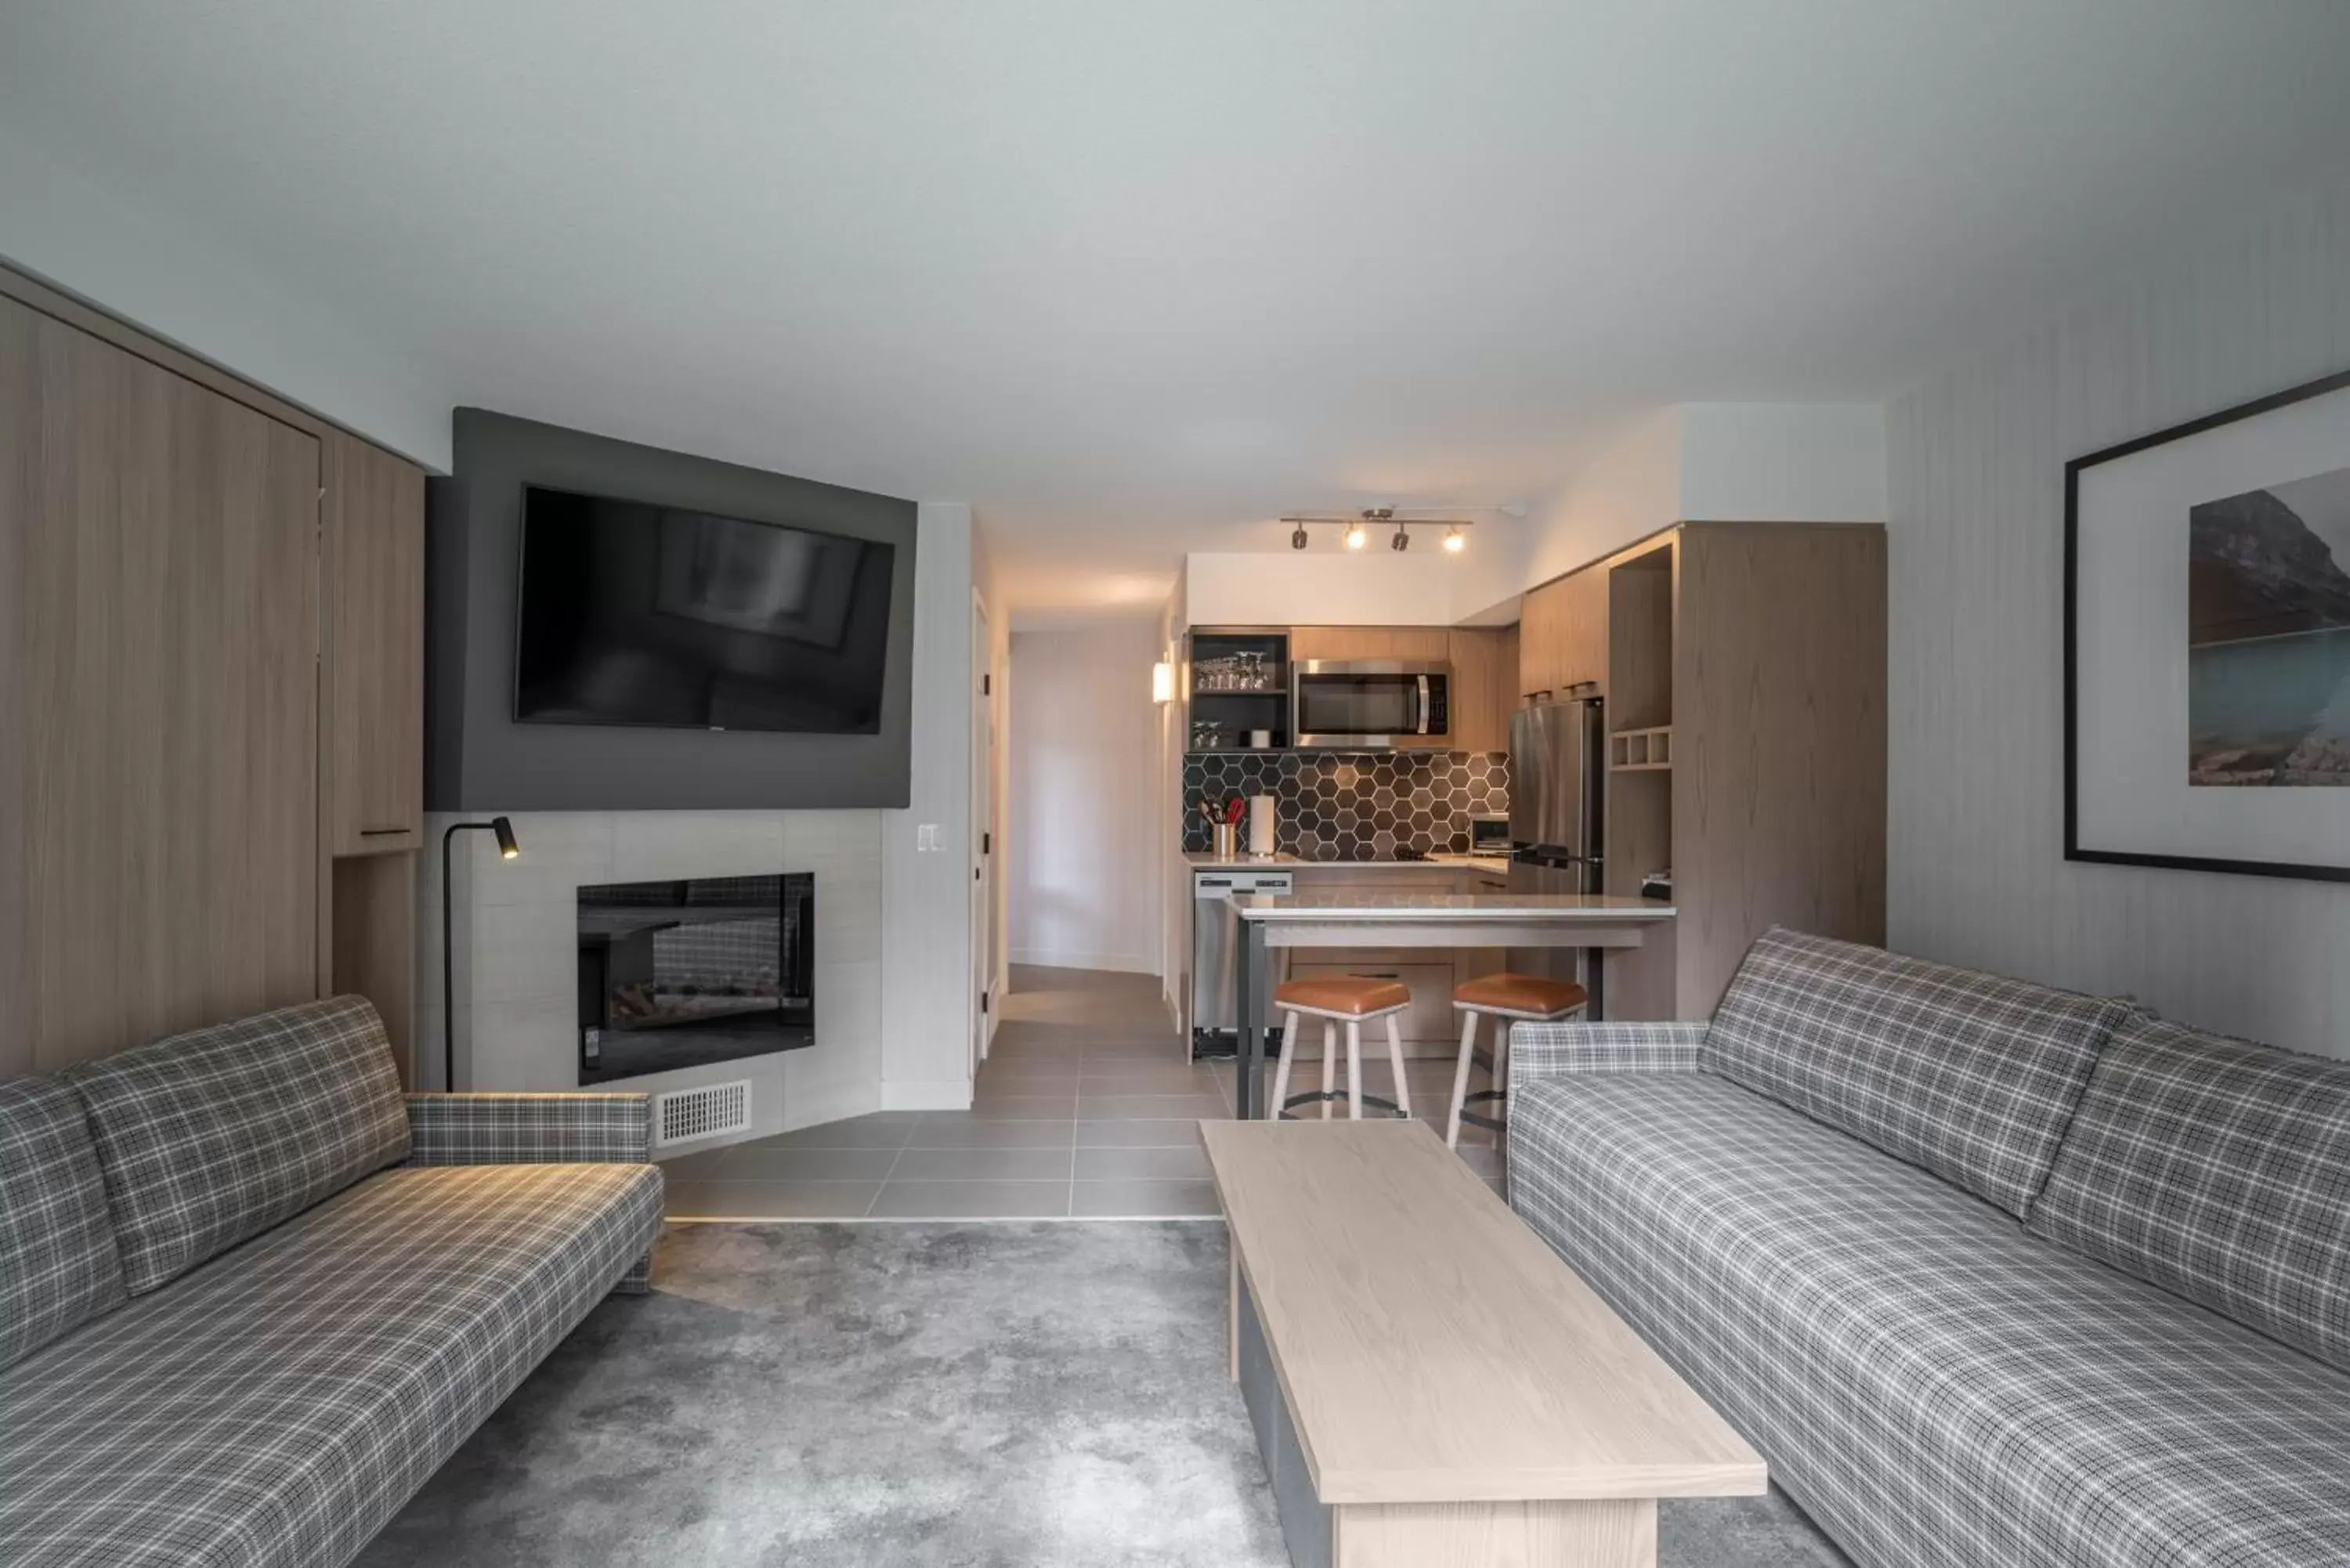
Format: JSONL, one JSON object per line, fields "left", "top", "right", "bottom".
{"left": 1289, "top": 626, "right": 1452, "bottom": 663}
{"left": 1, "top": 263, "right": 431, "bottom": 1082}
{"left": 0, "top": 292, "right": 322, "bottom": 1075}
{"left": 324, "top": 431, "right": 426, "bottom": 854}
{"left": 1445, "top": 627, "right": 1515, "bottom": 753}
{"left": 1519, "top": 567, "right": 1611, "bottom": 697}
{"left": 1567, "top": 522, "right": 1885, "bottom": 1021}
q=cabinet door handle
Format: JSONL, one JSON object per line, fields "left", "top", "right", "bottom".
{"left": 359, "top": 826, "right": 412, "bottom": 837}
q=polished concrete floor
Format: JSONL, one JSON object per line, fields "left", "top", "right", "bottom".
{"left": 660, "top": 965, "right": 1502, "bottom": 1220}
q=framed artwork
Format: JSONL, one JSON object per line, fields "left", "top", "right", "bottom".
{"left": 2065, "top": 367, "right": 2350, "bottom": 882}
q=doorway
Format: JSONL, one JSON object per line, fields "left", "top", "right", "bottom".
{"left": 972, "top": 590, "right": 996, "bottom": 1071}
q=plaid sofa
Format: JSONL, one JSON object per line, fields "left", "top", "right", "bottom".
{"left": 0, "top": 996, "right": 665, "bottom": 1567}
{"left": 1508, "top": 929, "right": 2350, "bottom": 1568}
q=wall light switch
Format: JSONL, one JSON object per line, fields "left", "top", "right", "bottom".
{"left": 916, "top": 823, "right": 942, "bottom": 852}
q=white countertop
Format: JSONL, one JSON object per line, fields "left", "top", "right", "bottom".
{"left": 1231, "top": 891, "right": 1676, "bottom": 920}
{"left": 1184, "top": 852, "right": 1513, "bottom": 874}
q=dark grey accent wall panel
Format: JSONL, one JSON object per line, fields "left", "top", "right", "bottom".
{"left": 425, "top": 408, "right": 916, "bottom": 811}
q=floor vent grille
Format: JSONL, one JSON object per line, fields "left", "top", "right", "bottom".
{"left": 655, "top": 1081, "right": 752, "bottom": 1147}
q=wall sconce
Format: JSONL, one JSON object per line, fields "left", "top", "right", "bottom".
{"left": 1152, "top": 661, "right": 1175, "bottom": 703}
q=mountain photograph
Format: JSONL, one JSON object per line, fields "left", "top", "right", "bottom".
{"left": 2187, "top": 465, "right": 2350, "bottom": 786}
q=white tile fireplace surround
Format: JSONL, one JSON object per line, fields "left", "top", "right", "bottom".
{"left": 418, "top": 810, "right": 908, "bottom": 1149}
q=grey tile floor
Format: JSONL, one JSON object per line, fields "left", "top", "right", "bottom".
{"left": 659, "top": 964, "right": 1505, "bottom": 1220}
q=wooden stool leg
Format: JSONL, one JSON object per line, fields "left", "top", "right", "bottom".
{"left": 1320, "top": 1020, "right": 1337, "bottom": 1121}
{"left": 1346, "top": 1020, "right": 1365, "bottom": 1121}
{"left": 1384, "top": 1011, "right": 1411, "bottom": 1118}
{"left": 1447, "top": 1010, "right": 1479, "bottom": 1148}
{"left": 1269, "top": 1010, "right": 1301, "bottom": 1118}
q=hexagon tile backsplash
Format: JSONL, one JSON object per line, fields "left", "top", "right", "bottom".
{"left": 1183, "top": 751, "right": 1509, "bottom": 860}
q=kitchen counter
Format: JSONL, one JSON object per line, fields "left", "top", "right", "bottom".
{"left": 1230, "top": 891, "right": 1676, "bottom": 920}
{"left": 1223, "top": 891, "right": 1676, "bottom": 1117}
{"left": 1184, "top": 851, "right": 1513, "bottom": 875}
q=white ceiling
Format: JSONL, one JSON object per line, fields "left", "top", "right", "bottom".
{"left": 4, "top": 2, "right": 2348, "bottom": 616}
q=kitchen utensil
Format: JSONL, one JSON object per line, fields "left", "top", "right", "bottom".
{"left": 1212, "top": 822, "right": 1240, "bottom": 861}
{"left": 1224, "top": 796, "right": 1246, "bottom": 826}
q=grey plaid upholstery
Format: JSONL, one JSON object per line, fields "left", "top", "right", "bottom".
{"left": 406, "top": 1092, "right": 657, "bottom": 1293}
{"left": 1509, "top": 1070, "right": 2350, "bottom": 1568}
{"left": 64, "top": 996, "right": 411, "bottom": 1294}
{"left": 1705, "top": 927, "right": 2130, "bottom": 1216}
{"left": 404, "top": 1093, "right": 653, "bottom": 1166}
{"left": 2030, "top": 1013, "right": 2350, "bottom": 1374}
{"left": 0, "top": 1158, "right": 663, "bottom": 1568}
{"left": 1512, "top": 1018, "right": 1708, "bottom": 1078}
{"left": 0, "top": 1078, "right": 128, "bottom": 1371}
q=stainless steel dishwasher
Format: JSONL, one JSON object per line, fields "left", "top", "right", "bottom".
{"left": 1191, "top": 869, "right": 1292, "bottom": 1060}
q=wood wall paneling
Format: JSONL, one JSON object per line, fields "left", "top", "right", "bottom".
{"left": 1, "top": 294, "right": 322, "bottom": 1073}
{"left": 1672, "top": 523, "right": 1886, "bottom": 1015}
{"left": 324, "top": 430, "right": 425, "bottom": 854}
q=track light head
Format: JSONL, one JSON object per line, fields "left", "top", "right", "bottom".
{"left": 1343, "top": 522, "right": 1367, "bottom": 551}
{"left": 1443, "top": 526, "right": 1466, "bottom": 554}
{"left": 1291, "top": 525, "right": 1308, "bottom": 551}
{"left": 1390, "top": 527, "right": 1410, "bottom": 552}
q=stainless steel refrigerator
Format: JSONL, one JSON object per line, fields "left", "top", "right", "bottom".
{"left": 1506, "top": 695, "right": 1606, "bottom": 992}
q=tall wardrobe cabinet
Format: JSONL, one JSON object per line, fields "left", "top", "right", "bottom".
{"left": 0, "top": 267, "right": 428, "bottom": 1082}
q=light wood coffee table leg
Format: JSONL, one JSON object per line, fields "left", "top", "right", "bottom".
{"left": 1228, "top": 1247, "right": 1240, "bottom": 1382}
{"left": 1331, "top": 1498, "right": 1658, "bottom": 1567}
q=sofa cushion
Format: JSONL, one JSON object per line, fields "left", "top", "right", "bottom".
{"left": 63, "top": 996, "right": 411, "bottom": 1294}
{"left": 0, "top": 1078, "right": 127, "bottom": 1371}
{"left": 2029, "top": 1012, "right": 2350, "bottom": 1373}
{"left": 1703, "top": 927, "right": 2129, "bottom": 1216}
{"left": 0, "top": 1159, "right": 663, "bottom": 1568}
{"left": 1509, "top": 1071, "right": 2350, "bottom": 1568}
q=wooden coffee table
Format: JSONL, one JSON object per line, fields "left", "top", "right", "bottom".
{"left": 1200, "top": 1118, "right": 1764, "bottom": 1568}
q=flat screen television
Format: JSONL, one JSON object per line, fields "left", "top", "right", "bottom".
{"left": 514, "top": 484, "right": 896, "bottom": 732}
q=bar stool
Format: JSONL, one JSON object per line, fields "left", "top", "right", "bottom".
{"left": 1446, "top": 973, "right": 1588, "bottom": 1148}
{"left": 1267, "top": 976, "right": 1414, "bottom": 1121}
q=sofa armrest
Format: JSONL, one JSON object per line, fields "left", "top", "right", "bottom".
{"left": 1509, "top": 1021, "right": 1709, "bottom": 1081}
{"left": 403, "top": 1093, "right": 653, "bottom": 1166}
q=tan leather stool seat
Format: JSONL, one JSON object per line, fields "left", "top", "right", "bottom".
{"left": 1274, "top": 977, "right": 1412, "bottom": 1017}
{"left": 1451, "top": 972, "right": 1589, "bottom": 1018}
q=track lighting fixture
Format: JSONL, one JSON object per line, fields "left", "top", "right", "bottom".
{"left": 1279, "top": 511, "right": 1473, "bottom": 555}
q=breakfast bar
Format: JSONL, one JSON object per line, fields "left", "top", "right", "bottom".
{"left": 1227, "top": 890, "right": 1677, "bottom": 1119}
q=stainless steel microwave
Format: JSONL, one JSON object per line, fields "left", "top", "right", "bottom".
{"left": 1292, "top": 659, "right": 1450, "bottom": 747}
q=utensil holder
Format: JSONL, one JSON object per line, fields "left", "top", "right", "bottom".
{"left": 1212, "top": 823, "right": 1240, "bottom": 861}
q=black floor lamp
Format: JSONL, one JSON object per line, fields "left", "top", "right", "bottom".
{"left": 442, "top": 816, "right": 520, "bottom": 1093}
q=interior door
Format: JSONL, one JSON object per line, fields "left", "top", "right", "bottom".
{"left": 971, "top": 594, "right": 994, "bottom": 1068}
{"left": 0, "top": 296, "right": 320, "bottom": 1073}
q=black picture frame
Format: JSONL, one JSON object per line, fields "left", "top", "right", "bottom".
{"left": 2063, "top": 366, "right": 2350, "bottom": 883}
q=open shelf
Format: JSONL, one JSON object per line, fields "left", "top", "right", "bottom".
{"left": 1609, "top": 725, "right": 1673, "bottom": 771}
{"left": 1188, "top": 627, "right": 1292, "bottom": 749}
